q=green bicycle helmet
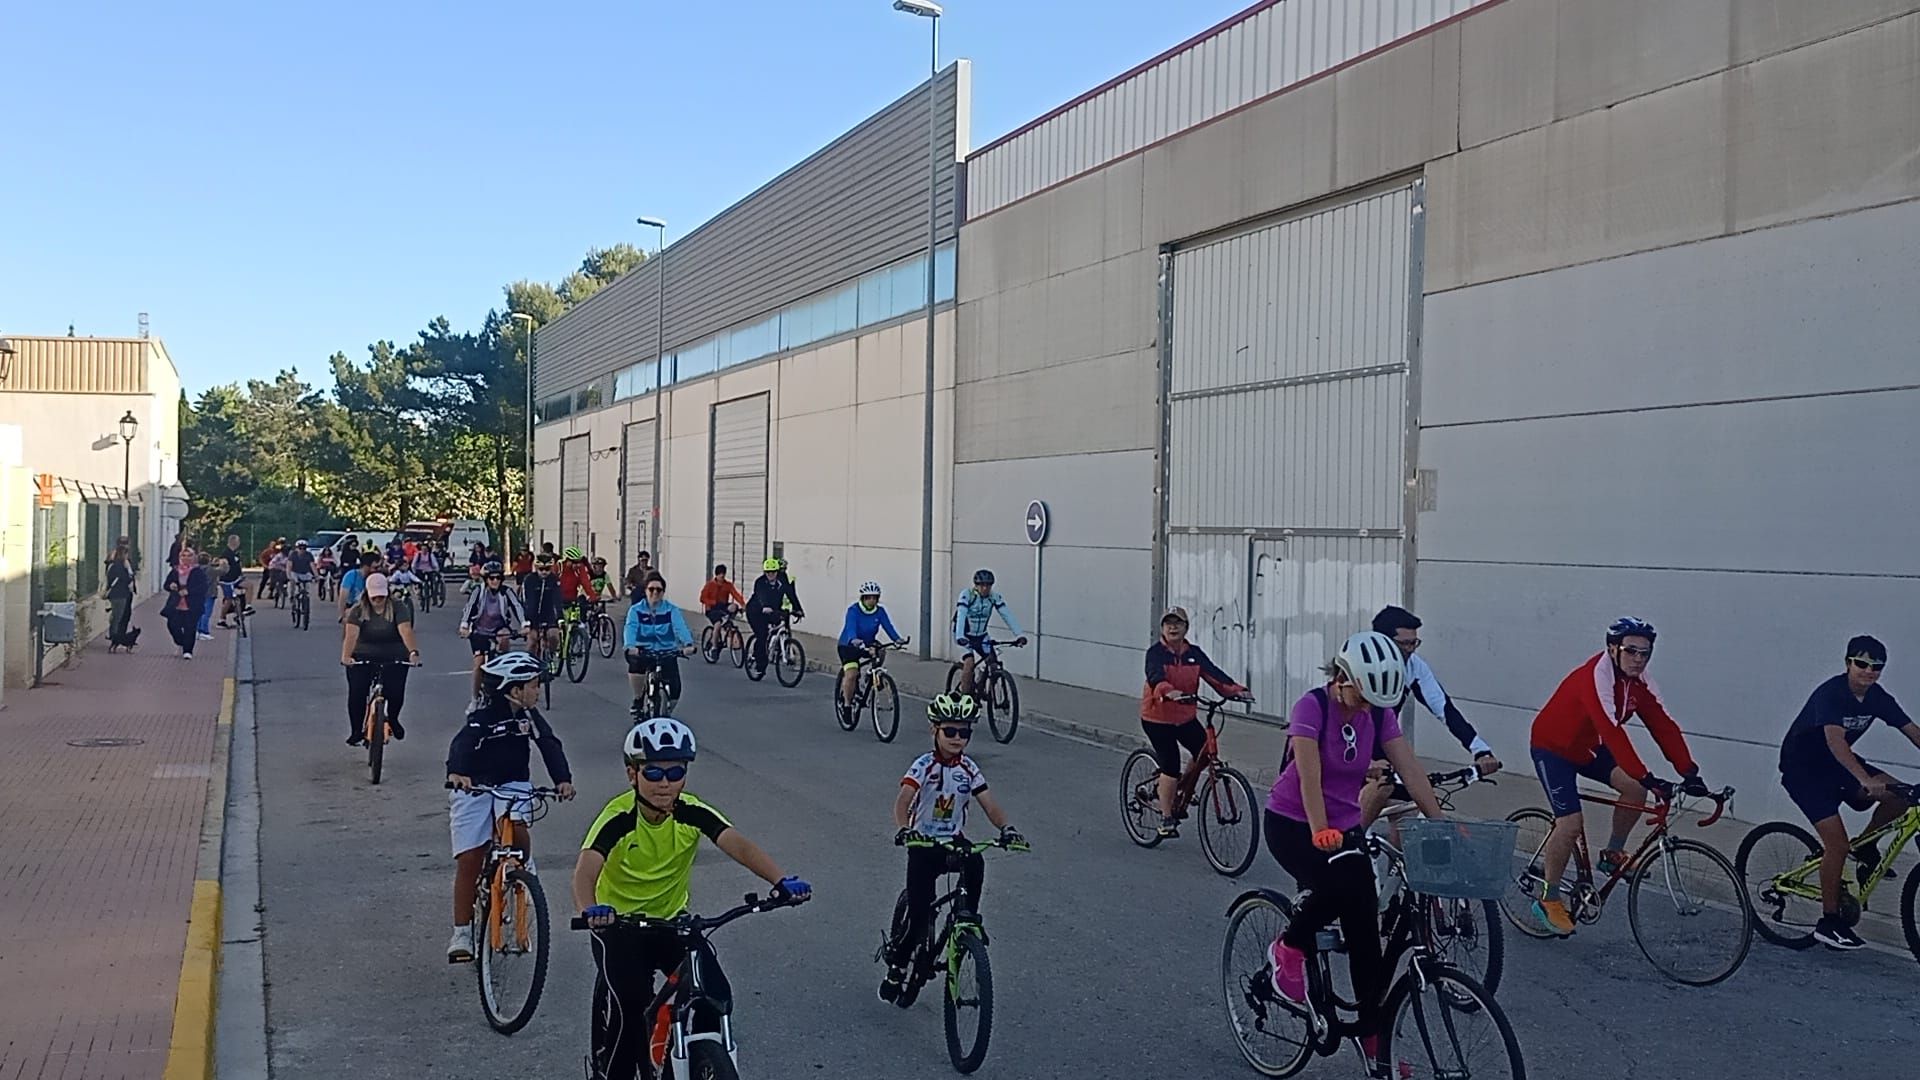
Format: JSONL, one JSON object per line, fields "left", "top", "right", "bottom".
{"left": 763, "top": 557, "right": 782, "bottom": 572}
{"left": 563, "top": 546, "right": 584, "bottom": 561}
{"left": 927, "top": 692, "right": 979, "bottom": 724}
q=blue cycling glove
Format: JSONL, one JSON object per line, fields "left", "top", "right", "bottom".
{"left": 774, "top": 875, "right": 812, "bottom": 899}
{"left": 582, "top": 904, "right": 615, "bottom": 921}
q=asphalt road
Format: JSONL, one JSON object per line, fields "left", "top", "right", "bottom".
{"left": 246, "top": 596, "right": 1920, "bottom": 1079}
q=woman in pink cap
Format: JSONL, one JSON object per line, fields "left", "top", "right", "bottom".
{"left": 340, "top": 572, "right": 422, "bottom": 745}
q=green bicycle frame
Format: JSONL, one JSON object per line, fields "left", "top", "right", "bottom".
{"left": 1770, "top": 807, "right": 1920, "bottom": 908}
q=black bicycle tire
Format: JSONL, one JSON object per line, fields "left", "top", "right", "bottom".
{"left": 872, "top": 674, "right": 901, "bottom": 742}
{"left": 367, "top": 698, "right": 385, "bottom": 785}
{"left": 727, "top": 628, "right": 747, "bottom": 669}
{"left": 1381, "top": 963, "right": 1525, "bottom": 1080}
{"left": 988, "top": 672, "right": 1019, "bottom": 743}
{"left": 1498, "top": 808, "right": 1564, "bottom": 938}
{"left": 1627, "top": 837, "right": 1752, "bottom": 986}
{"left": 684, "top": 1039, "right": 739, "bottom": 1080}
{"left": 1198, "top": 767, "right": 1260, "bottom": 877}
{"left": 700, "top": 625, "right": 722, "bottom": 664}
{"left": 775, "top": 636, "right": 806, "bottom": 688}
{"left": 1220, "top": 892, "right": 1312, "bottom": 1078}
{"left": 596, "top": 616, "right": 617, "bottom": 660}
{"left": 943, "top": 929, "right": 994, "bottom": 1073}
{"left": 1900, "top": 861, "right": 1920, "bottom": 966}
{"left": 834, "top": 677, "right": 859, "bottom": 732}
{"left": 1429, "top": 897, "right": 1505, "bottom": 1002}
{"left": 1734, "top": 821, "right": 1822, "bottom": 950}
{"left": 744, "top": 648, "right": 767, "bottom": 682}
{"left": 477, "top": 868, "right": 551, "bottom": 1034}
{"left": 565, "top": 628, "right": 590, "bottom": 683}
{"left": 1120, "top": 750, "right": 1165, "bottom": 848}
{"left": 945, "top": 662, "right": 964, "bottom": 695}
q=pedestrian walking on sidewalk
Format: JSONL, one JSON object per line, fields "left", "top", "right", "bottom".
{"left": 163, "top": 553, "right": 211, "bottom": 659}
{"left": 105, "top": 543, "right": 137, "bottom": 651}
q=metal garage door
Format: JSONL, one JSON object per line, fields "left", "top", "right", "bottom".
{"left": 622, "top": 420, "right": 655, "bottom": 571}
{"left": 559, "top": 434, "right": 590, "bottom": 553}
{"left": 709, "top": 394, "right": 769, "bottom": 574}
{"left": 1161, "top": 181, "right": 1422, "bottom": 709}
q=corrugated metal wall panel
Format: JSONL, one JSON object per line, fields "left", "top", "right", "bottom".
{"left": 5, "top": 337, "right": 151, "bottom": 393}
{"left": 708, "top": 395, "right": 769, "bottom": 573}
{"left": 536, "top": 67, "right": 966, "bottom": 399}
{"left": 621, "top": 420, "right": 655, "bottom": 572}
{"left": 559, "top": 435, "right": 590, "bottom": 552}
{"left": 966, "top": 0, "right": 1487, "bottom": 217}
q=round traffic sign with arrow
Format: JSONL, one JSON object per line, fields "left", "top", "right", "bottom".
{"left": 1024, "top": 500, "right": 1049, "bottom": 546}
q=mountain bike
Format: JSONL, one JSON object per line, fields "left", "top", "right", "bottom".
{"left": 289, "top": 576, "right": 312, "bottom": 632}
{"left": 574, "top": 890, "right": 810, "bottom": 1080}
{"left": 1500, "top": 784, "right": 1751, "bottom": 985}
{"left": 350, "top": 659, "right": 417, "bottom": 785}
{"left": 944, "top": 639, "right": 1024, "bottom": 744}
{"left": 588, "top": 601, "right": 619, "bottom": 660}
{"left": 531, "top": 627, "right": 559, "bottom": 709}
{"left": 835, "top": 641, "right": 908, "bottom": 741}
{"left": 878, "top": 835, "right": 1028, "bottom": 1074}
{"left": 268, "top": 572, "right": 286, "bottom": 609}
{"left": 745, "top": 614, "right": 805, "bottom": 688}
{"left": 1372, "top": 766, "right": 1505, "bottom": 998}
{"left": 426, "top": 570, "right": 447, "bottom": 610}
{"left": 560, "top": 605, "right": 593, "bottom": 684}
{"left": 1737, "top": 778, "right": 1920, "bottom": 961}
{"left": 1222, "top": 823, "right": 1527, "bottom": 1079}
{"left": 629, "top": 648, "right": 684, "bottom": 722}
{"left": 700, "top": 609, "right": 747, "bottom": 668}
{"left": 317, "top": 568, "right": 336, "bottom": 602}
{"left": 449, "top": 783, "right": 558, "bottom": 1034}
{"left": 225, "top": 584, "right": 250, "bottom": 638}
{"left": 1120, "top": 694, "right": 1261, "bottom": 877}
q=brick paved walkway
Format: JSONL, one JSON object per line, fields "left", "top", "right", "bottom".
{"left": 0, "top": 601, "right": 230, "bottom": 1080}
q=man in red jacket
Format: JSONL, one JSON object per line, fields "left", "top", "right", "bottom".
{"left": 1527, "top": 617, "right": 1712, "bottom": 935}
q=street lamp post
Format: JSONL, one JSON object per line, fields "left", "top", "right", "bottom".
{"left": 509, "top": 311, "right": 537, "bottom": 555}
{"left": 638, "top": 217, "right": 668, "bottom": 571}
{"left": 118, "top": 410, "right": 138, "bottom": 548}
{"left": 894, "top": 0, "right": 942, "bottom": 659}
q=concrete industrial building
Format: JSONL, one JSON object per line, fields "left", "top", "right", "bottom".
{"left": 537, "top": 0, "right": 1920, "bottom": 817}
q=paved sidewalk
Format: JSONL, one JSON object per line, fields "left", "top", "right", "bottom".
{"left": 0, "top": 600, "right": 233, "bottom": 1080}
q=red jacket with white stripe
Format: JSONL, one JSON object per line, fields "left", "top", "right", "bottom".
{"left": 1530, "top": 651, "right": 1696, "bottom": 780}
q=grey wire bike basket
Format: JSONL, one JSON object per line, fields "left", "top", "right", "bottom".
{"left": 1399, "top": 818, "right": 1518, "bottom": 900}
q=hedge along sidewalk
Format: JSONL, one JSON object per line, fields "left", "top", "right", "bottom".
{"left": 0, "top": 597, "right": 234, "bottom": 1080}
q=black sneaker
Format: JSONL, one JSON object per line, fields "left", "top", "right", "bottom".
{"left": 878, "top": 965, "right": 906, "bottom": 1003}
{"left": 1813, "top": 916, "right": 1866, "bottom": 951}
{"left": 388, "top": 719, "right": 405, "bottom": 741}
{"left": 346, "top": 733, "right": 366, "bottom": 747}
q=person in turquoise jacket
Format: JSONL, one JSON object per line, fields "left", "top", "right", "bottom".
{"left": 624, "top": 573, "right": 695, "bottom": 718}
{"left": 838, "top": 580, "right": 910, "bottom": 719}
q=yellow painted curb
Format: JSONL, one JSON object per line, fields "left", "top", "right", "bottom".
{"left": 162, "top": 671, "right": 237, "bottom": 1079}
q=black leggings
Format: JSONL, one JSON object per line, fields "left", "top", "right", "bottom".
{"left": 1263, "top": 811, "right": 1385, "bottom": 1028}
{"left": 627, "top": 653, "right": 683, "bottom": 704}
{"left": 891, "top": 845, "right": 985, "bottom": 966}
{"left": 164, "top": 610, "right": 197, "bottom": 654}
{"left": 1142, "top": 719, "right": 1205, "bottom": 777}
{"left": 588, "top": 925, "right": 689, "bottom": 1080}
{"left": 747, "top": 610, "right": 778, "bottom": 667}
{"left": 344, "top": 661, "right": 411, "bottom": 734}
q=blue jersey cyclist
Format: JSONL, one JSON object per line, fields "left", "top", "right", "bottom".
{"left": 624, "top": 573, "right": 695, "bottom": 721}
{"left": 838, "top": 581, "right": 909, "bottom": 720}
{"left": 953, "top": 569, "right": 1027, "bottom": 696}
{"left": 1776, "top": 634, "right": 1920, "bottom": 951}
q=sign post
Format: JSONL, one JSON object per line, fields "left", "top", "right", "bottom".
{"left": 1025, "top": 500, "right": 1048, "bottom": 678}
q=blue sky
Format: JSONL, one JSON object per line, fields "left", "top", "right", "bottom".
{"left": 0, "top": 0, "right": 1250, "bottom": 393}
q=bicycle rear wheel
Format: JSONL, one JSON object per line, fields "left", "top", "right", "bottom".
{"left": 477, "top": 867, "right": 550, "bottom": 1034}
{"left": 726, "top": 627, "right": 747, "bottom": 668}
{"left": 700, "top": 625, "right": 722, "bottom": 664}
{"left": 942, "top": 929, "right": 993, "bottom": 1074}
{"left": 1198, "top": 767, "right": 1260, "bottom": 877}
{"left": 833, "top": 677, "right": 859, "bottom": 732}
{"left": 986, "top": 671, "right": 1019, "bottom": 744}
{"left": 1381, "top": 963, "right": 1525, "bottom": 1079}
{"left": 871, "top": 673, "right": 900, "bottom": 742}
{"left": 944, "top": 662, "right": 964, "bottom": 695}
{"left": 565, "top": 628, "right": 590, "bottom": 683}
{"left": 1119, "top": 750, "right": 1166, "bottom": 848}
{"left": 595, "top": 615, "right": 617, "bottom": 659}
{"left": 1498, "top": 808, "right": 1571, "bottom": 938}
{"left": 1220, "top": 892, "right": 1312, "bottom": 1078}
{"left": 775, "top": 635, "right": 806, "bottom": 688}
{"left": 366, "top": 699, "right": 386, "bottom": 785}
{"left": 1734, "top": 821, "right": 1822, "bottom": 949}
{"left": 1627, "top": 837, "right": 1752, "bottom": 985}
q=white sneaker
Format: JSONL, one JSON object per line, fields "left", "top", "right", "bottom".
{"left": 447, "top": 925, "right": 474, "bottom": 963}
{"left": 197, "top": 632, "right": 214, "bottom": 641}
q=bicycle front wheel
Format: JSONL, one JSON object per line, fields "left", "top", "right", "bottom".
{"left": 1198, "top": 767, "right": 1260, "bottom": 877}
{"left": 366, "top": 700, "right": 386, "bottom": 785}
{"left": 871, "top": 673, "right": 901, "bottom": 742}
{"left": 1220, "top": 892, "right": 1312, "bottom": 1078}
{"left": 1120, "top": 750, "right": 1166, "bottom": 848}
{"left": 986, "top": 672, "right": 1019, "bottom": 744}
{"left": 1627, "top": 837, "right": 1752, "bottom": 986}
{"left": 595, "top": 615, "right": 617, "bottom": 659}
{"left": 775, "top": 636, "right": 806, "bottom": 687}
{"left": 726, "top": 627, "right": 747, "bottom": 668}
{"left": 477, "top": 867, "right": 550, "bottom": 1034}
{"left": 1734, "top": 820, "right": 1822, "bottom": 950}
{"left": 1498, "top": 808, "right": 1569, "bottom": 938}
{"left": 1425, "top": 897, "right": 1504, "bottom": 1001}
{"left": 942, "top": 929, "right": 994, "bottom": 1074}
{"left": 565, "top": 628, "right": 590, "bottom": 683}
{"left": 1381, "top": 963, "right": 1525, "bottom": 1080}
{"left": 686, "top": 1041, "right": 739, "bottom": 1080}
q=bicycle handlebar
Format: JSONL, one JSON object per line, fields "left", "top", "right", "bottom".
{"left": 902, "top": 835, "right": 1031, "bottom": 855}
{"left": 570, "top": 890, "right": 809, "bottom": 932}
{"left": 444, "top": 782, "right": 563, "bottom": 796}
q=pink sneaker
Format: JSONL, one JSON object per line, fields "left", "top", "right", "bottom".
{"left": 1267, "top": 938, "right": 1306, "bottom": 1002}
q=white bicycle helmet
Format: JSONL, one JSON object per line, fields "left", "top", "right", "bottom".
{"left": 480, "top": 651, "right": 543, "bottom": 688}
{"left": 1335, "top": 630, "right": 1406, "bottom": 709}
{"left": 858, "top": 580, "right": 883, "bottom": 597}
{"left": 625, "top": 717, "right": 697, "bottom": 763}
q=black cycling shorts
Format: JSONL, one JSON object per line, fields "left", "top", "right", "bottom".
{"left": 1142, "top": 719, "right": 1205, "bottom": 778}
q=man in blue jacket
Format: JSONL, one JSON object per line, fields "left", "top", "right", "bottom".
{"left": 624, "top": 572, "right": 695, "bottom": 719}
{"left": 838, "top": 580, "right": 910, "bottom": 721}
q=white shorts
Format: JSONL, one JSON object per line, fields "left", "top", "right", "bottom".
{"left": 448, "top": 781, "right": 533, "bottom": 855}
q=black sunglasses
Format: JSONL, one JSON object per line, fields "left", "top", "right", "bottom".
{"left": 938, "top": 726, "right": 974, "bottom": 740}
{"left": 1850, "top": 657, "right": 1886, "bottom": 672}
{"left": 638, "top": 764, "right": 688, "bottom": 782}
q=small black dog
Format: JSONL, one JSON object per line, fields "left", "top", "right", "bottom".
{"left": 107, "top": 626, "right": 143, "bottom": 653}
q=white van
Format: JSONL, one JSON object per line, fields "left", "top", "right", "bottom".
{"left": 402, "top": 518, "right": 491, "bottom": 552}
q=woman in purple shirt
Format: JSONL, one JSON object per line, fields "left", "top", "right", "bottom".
{"left": 1263, "top": 630, "right": 1447, "bottom": 1056}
